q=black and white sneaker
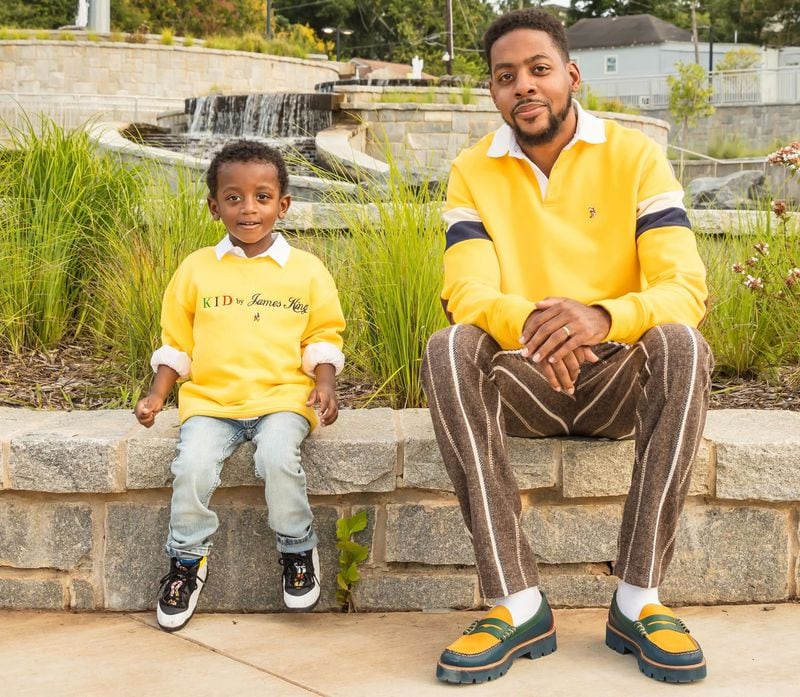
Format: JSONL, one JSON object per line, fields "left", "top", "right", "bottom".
{"left": 280, "top": 547, "right": 320, "bottom": 611}
{"left": 156, "top": 557, "right": 208, "bottom": 631}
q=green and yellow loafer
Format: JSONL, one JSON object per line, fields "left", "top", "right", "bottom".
{"left": 436, "top": 594, "right": 557, "bottom": 684}
{"left": 606, "top": 592, "right": 707, "bottom": 683}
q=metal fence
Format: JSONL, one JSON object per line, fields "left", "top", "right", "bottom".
{"left": 584, "top": 66, "right": 800, "bottom": 109}
{"left": 0, "top": 93, "right": 185, "bottom": 132}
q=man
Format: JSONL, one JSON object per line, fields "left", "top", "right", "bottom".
{"left": 422, "top": 9, "right": 712, "bottom": 686}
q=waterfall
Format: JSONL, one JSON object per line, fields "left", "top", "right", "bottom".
{"left": 186, "top": 93, "right": 333, "bottom": 138}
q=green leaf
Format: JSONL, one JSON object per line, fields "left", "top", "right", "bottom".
{"left": 336, "top": 572, "right": 349, "bottom": 591}
{"left": 348, "top": 510, "right": 368, "bottom": 533}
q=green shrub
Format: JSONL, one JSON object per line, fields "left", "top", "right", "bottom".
{"left": 0, "top": 116, "right": 141, "bottom": 351}
{"left": 160, "top": 28, "right": 174, "bottom": 46}
{"left": 699, "top": 203, "right": 800, "bottom": 378}
{"left": 299, "top": 150, "right": 448, "bottom": 409}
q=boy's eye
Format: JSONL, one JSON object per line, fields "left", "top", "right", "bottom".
{"left": 257, "top": 193, "right": 271, "bottom": 201}
{"left": 226, "top": 195, "right": 240, "bottom": 202}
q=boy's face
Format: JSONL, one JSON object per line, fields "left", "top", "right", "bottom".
{"left": 207, "top": 160, "right": 291, "bottom": 258}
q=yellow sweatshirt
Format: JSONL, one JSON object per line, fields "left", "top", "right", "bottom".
{"left": 442, "top": 113, "right": 707, "bottom": 348}
{"left": 157, "top": 244, "right": 344, "bottom": 428}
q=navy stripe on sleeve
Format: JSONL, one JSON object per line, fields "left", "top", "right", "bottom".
{"left": 635, "top": 207, "right": 691, "bottom": 239}
{"left": 445, "top": 220, "right": 491, "bottom": 250}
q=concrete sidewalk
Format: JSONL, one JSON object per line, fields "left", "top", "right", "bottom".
{"left": 3, "top": 603, "right": 798, "bottom": 697}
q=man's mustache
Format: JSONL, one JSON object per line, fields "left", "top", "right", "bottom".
{"left": 513, "top": 98, "right": 550, "bottom": 115}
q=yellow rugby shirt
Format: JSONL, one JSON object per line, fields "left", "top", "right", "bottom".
{"left": 441, "top": 104, "right": 707, "bottom": 348}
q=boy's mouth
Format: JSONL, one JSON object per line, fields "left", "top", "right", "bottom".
{"left": 237, "top": 221, "right": 261, "bottom": 228}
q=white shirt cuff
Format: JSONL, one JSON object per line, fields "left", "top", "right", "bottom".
{"left": 150, "top": 345, "right": 191, "bottom": 379}
{"left": 302, "top": 342, "right": 345, "bottom": 377}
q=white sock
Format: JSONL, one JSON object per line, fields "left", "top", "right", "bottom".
{"left": 493, "top": 586, "right": 542, "bottom": 626}
{"left": 616, "top": 580, "right": 661, "bottom": 621}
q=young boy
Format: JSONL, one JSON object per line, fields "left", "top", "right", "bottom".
{"left": 134, "top": 139, "right": 345, "bottom": 631}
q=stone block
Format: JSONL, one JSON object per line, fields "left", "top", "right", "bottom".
{"left": 9, "top": 410, "right": 133, "bottom": 493}
{"left": 400, "top": 409, "right": 556, "bottom": 492}
{"left": 661, "top": 505, "right": 789, "bottom": 603}
{"left": 705, "top": 410, "right": 800, "bottom": 501}
{"left": 507, "top": 437, "right": 559, "bottom": 491}
{"left": 562, "top": 437, "right": 710, "bottom": 498}
{"left": 423, "top": 110, "right": 452, "bottom": 122}
{"left": 103, "top": 500, "right": 341, "bottom": 611}
{"left": 0, "top": 578, "right": 64, "bottom": 609}
{"left": 562, "top": 438, "right": 635, "bottom": 498}
{"left": 385, "top": 504, "right": 474, "bottom": 565}
{"left": 126, "top": 410, "right": 179, "bottom": 489}
{"left": 539, "top": 568, "right": 617, "bottom": 608}
{"left": 69, "top": 579, "right": 96, "bottom": 610}
{"left": 302, "top": 408, "right": 397, "bottom": 494}
{"left": 356, "top": 572, "right": 478, "bottom": 610}
{"left": 0, "top": 499, "right": 92, "bottom": 570}
{"left": 522, "top": 504, "right": 623, "bottom": 564}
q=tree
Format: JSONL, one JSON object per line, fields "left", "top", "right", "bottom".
{"left": 0, "top": 0, "right": 77, "bottom": 29}
{"left": 112, "top": 0, "right": 265, "bottom": 36}
{"left": 667, "top": 60, "right": 714, "bottom": 146}
{"left": 276, "top": 0, "right": 497, "bottom": 76}
{"left": 715, "top": 46, "right": 760, "bottom": 72}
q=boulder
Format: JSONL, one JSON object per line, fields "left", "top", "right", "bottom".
{"left": 688, "top": 169, "right": 766, "bottom": 209}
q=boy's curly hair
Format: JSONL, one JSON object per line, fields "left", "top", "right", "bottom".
{"left": 206, "top": 139, "right": 289, "bottom": 198}
{"left": 483, "top": 9, "right": 570, "bottom": 68}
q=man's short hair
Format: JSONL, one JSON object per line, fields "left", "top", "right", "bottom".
{"left": 483, "top": 9, "right": 570, "bottom": 68}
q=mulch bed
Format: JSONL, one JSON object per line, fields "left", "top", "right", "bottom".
{"left": 1, "top": 341, "right": 798, "bottom": 412}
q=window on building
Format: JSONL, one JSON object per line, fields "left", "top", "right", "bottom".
{"left": 604, "top": 55, "right": 618, "bottom": 74}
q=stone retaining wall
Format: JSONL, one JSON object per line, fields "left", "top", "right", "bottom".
{"left": 1, "top": 407, "right": 798, "bottom": 612}
{"left": 339, "top": 97, "right": 670, "bottom": 176}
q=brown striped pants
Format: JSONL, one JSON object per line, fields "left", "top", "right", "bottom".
{"left": 421, "top": 323, "right": 713, "bottom": 598}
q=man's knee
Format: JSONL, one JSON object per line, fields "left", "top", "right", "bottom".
{"left": 422, "top": 324, "right": 490, "bottom": 384}
{"left": 639, "top": 323, "right": 713, "bottom": 377}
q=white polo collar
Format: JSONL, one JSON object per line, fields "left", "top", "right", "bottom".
{"left": 487, "top": 100, "right": 606, "bottom": 160}
{"left": 214, "top": 232, "right": 291, "bottom": 267}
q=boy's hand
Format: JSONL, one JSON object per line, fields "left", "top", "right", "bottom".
{"left": 134, "top": 395, "right": 165, "bottom": 428}
{"left": 307, "top": 382, "right": 339, "bottom": 426}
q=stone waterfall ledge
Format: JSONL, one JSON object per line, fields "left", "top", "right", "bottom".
{"left": 1, "top": 407, "right": 799, "bottom": 612}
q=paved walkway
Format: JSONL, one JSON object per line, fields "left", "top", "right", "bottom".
{"left": 3, "top": 603, "right": 798, "bottom": 696}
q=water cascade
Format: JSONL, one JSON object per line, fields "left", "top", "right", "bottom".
{"left": 186, "top": 93, "right": 333, "bottom": 138}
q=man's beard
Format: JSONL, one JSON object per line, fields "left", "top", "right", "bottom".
{"left": 508, "top": 98, "right": 574, "bottom": 146}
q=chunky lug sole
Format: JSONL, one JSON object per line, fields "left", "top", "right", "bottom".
{"left": 436, "top": 625, "right": 557, "bottom": 684}
{"left": 605, "top": 621, "right": 707, "bottom": 683}
{"left": 156, "top": 562, "right": 208, "bottom": 633}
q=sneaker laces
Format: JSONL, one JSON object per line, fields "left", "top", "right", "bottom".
{"left": 280, "top": 552, "right": 316, "bottom": 590}
{"left": 159, "top": 561, "right": 197, "bottom": 607}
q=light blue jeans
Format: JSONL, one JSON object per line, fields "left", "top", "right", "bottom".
{"left": 165, "top": 412, "right": 316, "bottom": 559}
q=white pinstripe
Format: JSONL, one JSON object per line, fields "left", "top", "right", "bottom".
{"left": 646, "top": 325, "right": 699, "bottom": 586}
{"left": 574, "top": 345, "right": 644, "bottom": 426}
{"left": 448, "top": 325, "right": 509, "bottom": 595}
{"left": 491, "top": 366, "right": 569, "bottom": 434}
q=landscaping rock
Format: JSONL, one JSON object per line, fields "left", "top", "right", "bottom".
{"left": 688, "top": 170, "right": 766, "bottom": 209}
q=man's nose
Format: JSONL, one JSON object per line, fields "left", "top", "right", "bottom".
{"left": 514, "top": 72, "right": 538, "bottom": 97}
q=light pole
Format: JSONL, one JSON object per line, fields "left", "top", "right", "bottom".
{"left": 698, "top": 24, "right": 714, "bottom": 84}
{"left": 322, "top": 26, "right": 353, "bottom": 62}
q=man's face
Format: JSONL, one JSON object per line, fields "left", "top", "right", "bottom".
{"left": 488, "top": 28, "right": 581, "bottom": 146}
